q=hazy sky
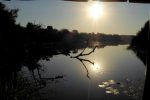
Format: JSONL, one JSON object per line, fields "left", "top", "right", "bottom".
{"left": 1, "top": 0, "right": 150, "bottom": 35}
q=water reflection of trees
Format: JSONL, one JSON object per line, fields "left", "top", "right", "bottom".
{"left": 0, "top": 64, "right": 64, "bottom": 100}
{"left": 1, "top": 39, "right": 124, "bottom": 100}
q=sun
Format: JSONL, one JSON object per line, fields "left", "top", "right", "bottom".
{"left": 89, "top": 2, "right": 103, "bottom": 20}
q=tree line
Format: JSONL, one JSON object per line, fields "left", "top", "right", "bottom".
{"left": 0, "top": 2, "right": 133, "bottom": 67}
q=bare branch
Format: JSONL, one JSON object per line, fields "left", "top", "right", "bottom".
{"left": 71, "top": 46, "right": 97, "bottom": 58}
{"left": 79, "top": 60, "right": 90, "bottom": 79}
{"left": 77, "top": 58, "right": 94, "bottom": 65}
{"left": 80, "top": 46, "right": 97, "bottom": 56}
{"left": 70, "top": 46, "right": 97, "bottom": 79}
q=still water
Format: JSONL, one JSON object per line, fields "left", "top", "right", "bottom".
{"left": 19, "top": 45, "right": 145, "bottom": 100}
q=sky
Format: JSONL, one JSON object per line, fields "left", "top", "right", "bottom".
{"left": 1, "top": 0, "right": 150, "bottom": 35}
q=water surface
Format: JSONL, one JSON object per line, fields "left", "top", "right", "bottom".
{"left": 20, "top": 44, "right": 145, "bottom": 100}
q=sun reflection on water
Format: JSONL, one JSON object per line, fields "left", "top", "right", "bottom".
{"left": 91, "top": 62, "right": 104, "bottom": 74}
{"left": 93, "top": 63, "right": 100, "bottom": 71}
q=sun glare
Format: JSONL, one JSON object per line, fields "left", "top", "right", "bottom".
{"left": 91, "top": 62, "right": 105, "bottom": 74}
{"left": 93, "top": 63, "right": 100, "bottom": 71}
{"left": 89, "top": 2, "right": 103, "bottom": 20}
{"left": 92, "top": 63, "right": 100, "bottom": 71}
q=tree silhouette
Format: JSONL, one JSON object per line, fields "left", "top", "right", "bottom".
{"left": 0, "top": 2, "right": 26, "bottom": 67}
{"left": 129, "top": 20, "right": 149, "bottom": 100}
{"left": 129, "top": 20, "right": 149, "bottom": 65}
{"left": 0, "top": 2, "right": 18, "bottom": 28}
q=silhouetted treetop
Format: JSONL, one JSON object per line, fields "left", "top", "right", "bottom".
{"left": 26, "top": 22, "right": 43, "bottom": 30}
{"left": 47, "top": 25, "right": 53, "bottom": 30}
{"left": 0, "top": 2, "right": 18, "bottom": 28}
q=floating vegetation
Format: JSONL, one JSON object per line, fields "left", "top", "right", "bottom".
{"left": 106, "top": 87, "right": 119, "bottom": 95}
{"left": 108, "top": 80, "right": 116, "bottom": 84}
{"left": 98, "top": 80, "right": 120, "bottom": 95}
{"left": 106, "top": 91, "right": 113, "bottom": 94}
{"left": 98, "top": 84, "right": 106, "bottom": 88}
{"left": 98, "top": 79, "right": 144, "bottom": 100}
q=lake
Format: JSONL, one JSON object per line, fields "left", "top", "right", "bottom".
{"left": 17, "top": 44, "right": 145, "bottom": 100}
